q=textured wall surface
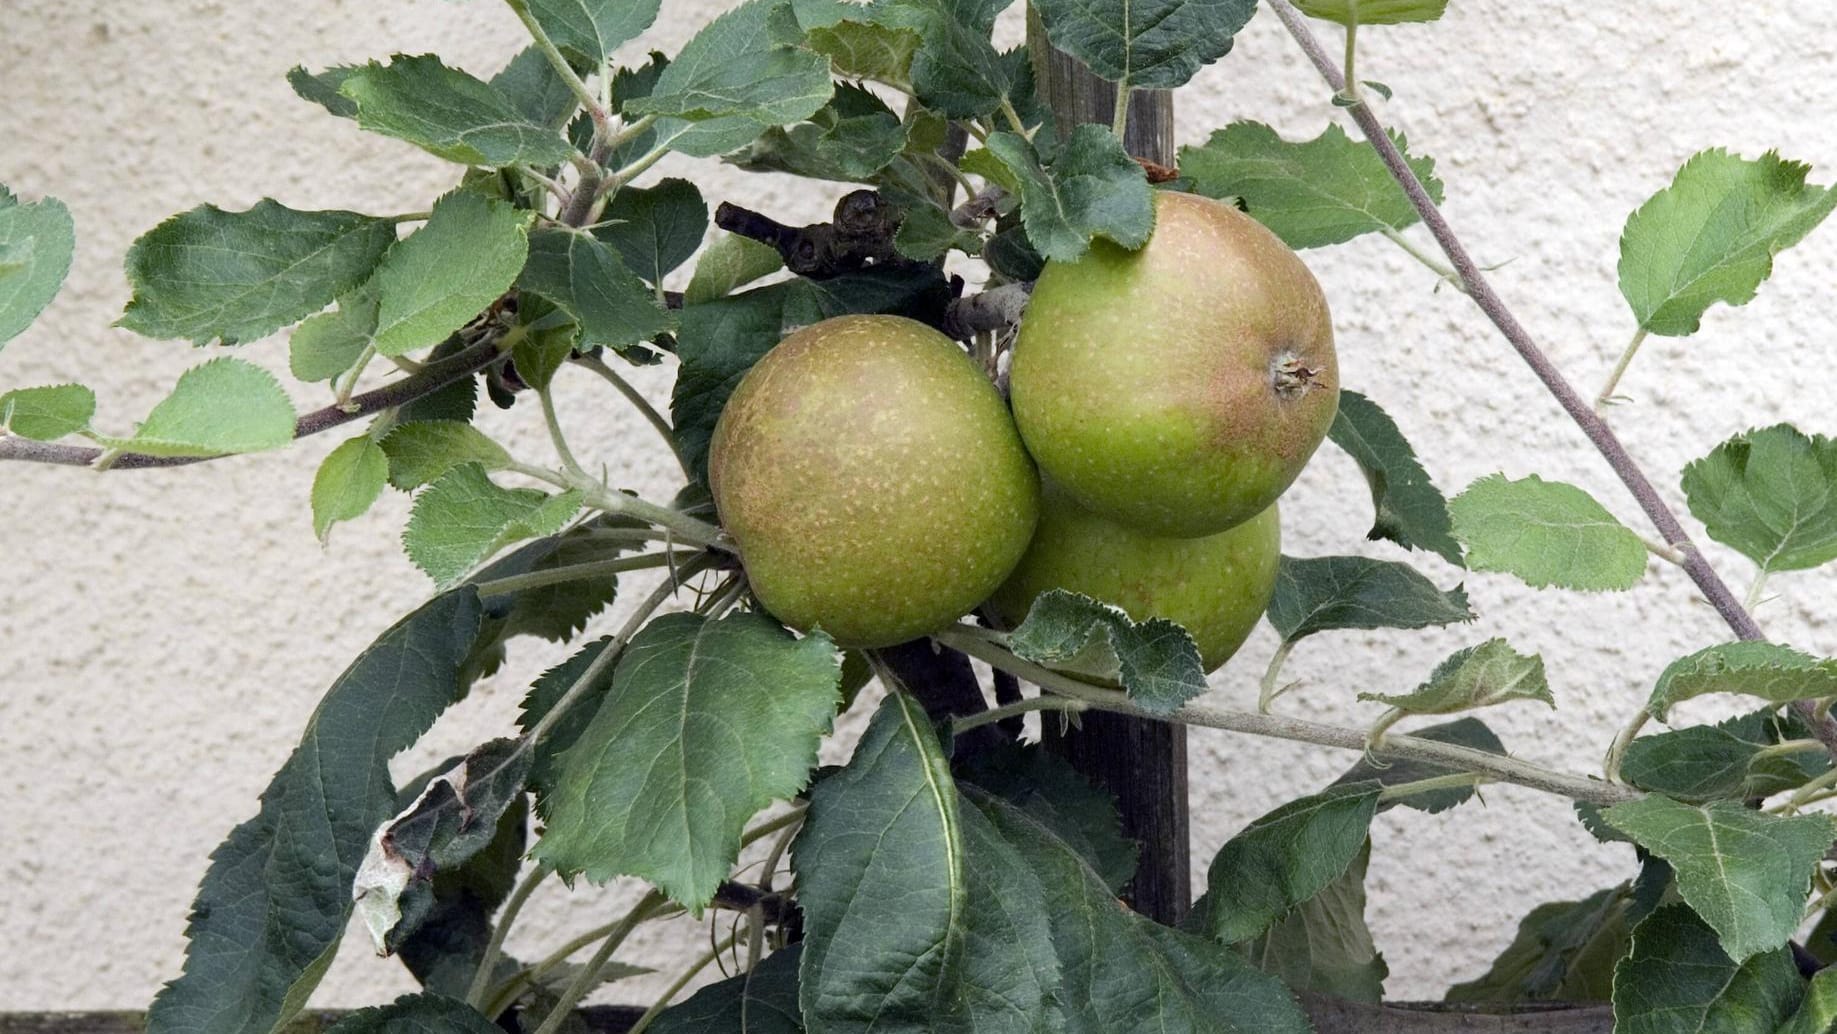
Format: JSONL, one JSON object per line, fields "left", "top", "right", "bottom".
{"left": 5, "top": 0, "right": 1837, "bottom": 1011}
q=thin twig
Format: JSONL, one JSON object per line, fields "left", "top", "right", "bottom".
{"left": 951, "top": 694, "right": 1087, "bottom": 735}
{"left": 503, "top": 0, "right": 607, "bottom": 134}
{"left": 575, "top": 353, "right": 690, "bottom": 479}
{"left": 466, "top": 864, "right": 551, "bottom": 1009}
{"left": 472, "top": 551, "right": 705, "bottom": 598}
{"left": 531, "top": 889, "right": 669, "bottom": 1034}
{"left": 936, "top": 627, "right": 1642, "bottom": 807}
{"left": 1262, "top": 1, "right": 1837, "bottom": 759}
{"left": 0, "top": 334, "right": 509, "bottom": 469}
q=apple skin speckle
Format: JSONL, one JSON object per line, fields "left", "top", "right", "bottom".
{"left": 988, "top": 482, "right": 1280, "bottom": 673}
{"left": 710, "top": 315, "right": 1040, "bottom": 648}
{"left": 1009, "top": 190, "right": 1337, "bottom": 539}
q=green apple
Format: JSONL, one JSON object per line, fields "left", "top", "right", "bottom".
{"left": 989, "top": 483, "right": 1280, "bottom": 672}
{"left": 709, "top": 314, "right": 1040, "bottom": 648}
{"left": 1009, "top": 190, "right": 1337, "bottom": 538}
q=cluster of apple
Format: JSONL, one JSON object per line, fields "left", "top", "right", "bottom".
{"left": 708, "top": 191, "right": 1339, "bottom": 671}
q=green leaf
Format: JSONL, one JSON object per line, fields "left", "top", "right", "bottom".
{"left": 146, "top": 592, "right": 487, "bottom": 1034}
{"left": 1007, "top": 589, "right": 1206, "bottom": 714}
{"left": 1031, "top": 0, "right": 1255, "bottom": 91}
{"left": 1241, "top": 839, "right": 1386, "bottom": 1002}
{"left": 1647, "top": 641, "right": 1837, "bottom": 721}
{"left": 729, "top": 83, "right": 909, "bottom": 183}
{"left": 379, "top": 421, "right": 512, "bottom": 490}
{"left": 806, "top": 19, "right": 920, "bottom": 83}
{"left": 119, "top": 201, "right": 394, "bottom": 345}
{"left": 1267, "top": 554, "right": 1473, "bottom": 644}
{"left": 403, "top": 463, "right": 582, "bottom": 588}
{"left": 1203, "top": 783, "right": 1383, "bottom": 945}
{"left": 1602, "top": 795, "right": 1836, "bottom": 960}
{"left": 1292, "top": 0, "right": 1447, "bottom": 25}
{"left": 683, "top": 232, "right": 784, "bottom": 303}
{"left": 1621, "top": 710, "right": 1830, "bottom": 803}
{"left": 526, "top": 0, "right": 660, "bottom": 62}
{"left": 289, "top": 284, "right": 380, "bottom": 383}
{"left": 312, "top": 435, "right": 389, "bottom": 542}
{"left": 596, "top": 178, "right": 708, "bottom": 286}
{"left": 1327, "top": 389, "right": 1461, "bottom": 562}
{"left": 1610, "top": 905, "right": 1802, "bottom": 1034}
{"left": 351, "top": 737, "right": 531, "bottom": 955}
{"left": 866, "top": 0, "right": 1020, "bottom": 119}
{"left": 1446, "top": 885, "right": 1634, "bottom": 1004}
{"left": 1449, "top": 473, "right": 1648, "bottom": 591}
{"left": 650, "top": 944, "right": 804, "bottom": 1034}
{"left": 517, "top": 227, "right": 672, "bottom": 361}
{"left": 1619, "top": 148, "right": 1837, "bottom": 337}
{"left": 1329, "top": 716, "right": 1507, "bottom": 814}
{"left": 972, "top": 788, "right": 1311, "bottom": 1034}
{"left": 0, "top": 187, "right": 75, "bottom": 348}
{"left": 372, "top": 192, "right": 532, "bottom": 357}
{"left": 792, "top": 692, "right": 969, "bottom": 1031}
{"left": 1779, "top": 967, "right": 1837, "bottom": 1034}
{"left": 510, "top": 314, "right": 585, "bottom": 394}
{"left": 893, "top": 204, "right": 984, "bottom": 261}
{"left": 959, "top": 742, "right": 1137, "bottom": 892}
{"left": 1359, "top": 638, "right": 1554, "bottom": 717}
{"left": 287, "top": 65, "right": 359, "bottom": 119}
{"left": 1682, "top": 424, "right": 1837, "bottom": 573}
{"left": 1180, "top": 124, "right": 1443, "bottom": 249}
{"left": 984, "top": 125, "right": 1154, "bottom": 262}
{"left": 101, "top": 357, "right": 296, "bottom": 458}
{"left": 321, "top": 993, "right": 500, "bottom": 1034}
{"left": 792, "top": 691, "right": 1069, "bottom": 1034}
{"left": 534, "top": 611, "right": 840, "bottom": 909}
{"left": 626, "top": 0, "right": 831, "bottom": 130}
{"left": 337, "top": 54, "right": 578, "bottom": 168}
{"left": 0, "top": 384, "right": 94, "bottom": 441}
{"left": 488, "top": 47, "right": 582, "bottom": 129}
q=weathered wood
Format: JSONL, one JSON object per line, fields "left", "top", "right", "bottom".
{"left": 1026, "top": 8, "right": 1175, "bottom": 161}
{"left": 1025, "top": 4, "right": 1190, "bottom": 929}
{"left": 1299, "top": 998, "right": 1614, "bottom": 1034}
{"left": 0, "top": 1001, "right": 1614, "bottom": 1034}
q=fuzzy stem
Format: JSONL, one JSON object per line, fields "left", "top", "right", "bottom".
{"left": 1, "top": 335, "right": 509, "bottom": 469}
{"left": 1376, "top": 771, "right": 1487, "bottom": 804}
{"left": 575, "top": 354, "right": 689, "bottom": 478}
{"left": 466, "top": 864, "right": 551, "bottom": 1009}
{"left": 531, "top": 889, "right": 669, "bottom": 1034}
{"left": 522, "top": 554, "right": 715, "bottom": 747}
{"left": 624, "top": 928, "right": 746, "bottom": 1034}
{"left": 472, "top": 551, "right": 704, "bottom": 598}
{"left": 1259, "top": 0, "right": 1837, "bottom": 761}
{"left": 578, "top": 484, "right": 731, "bottom": 552}
{"left": 952, "top": 694, "right": 1088, "bottom": 735}
{"left": 1595, "top": 328, "right": 1651, "bottom": 412}
{"left": 1259, "top": 640, "right": 1299, "bottom": 713}
{"left": 935, "top": 628, "right": 1640, "bottom": 807}
{"left": 503, "top": 0, "right": 607, "bottom": 133}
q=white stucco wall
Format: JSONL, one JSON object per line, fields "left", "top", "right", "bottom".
{"left": 5, "top": 0, "right": 1837, "bottom": 1011}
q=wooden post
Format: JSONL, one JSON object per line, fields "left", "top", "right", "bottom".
{"left": 1026, "top": 9, "right": 1190, "bottom": 928}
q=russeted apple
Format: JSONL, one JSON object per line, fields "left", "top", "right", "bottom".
{"left": 709, "top": 314, "right": 1040, "bottom": 648}
{"left": 1009, "top": 190, "right": 1338, "bottom": 538}
{"left": 988, "top": 483, "right": 1280, "bottom": 672}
